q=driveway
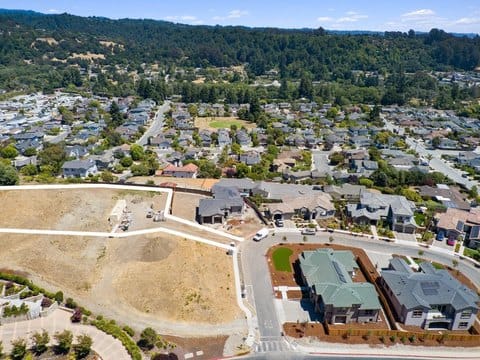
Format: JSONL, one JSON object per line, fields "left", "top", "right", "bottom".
{"left": 0, "top": 309, "right": 130, "bottom": 360}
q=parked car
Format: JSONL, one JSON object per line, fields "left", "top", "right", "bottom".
{"left": 447, "top": 238, "right": 456, "bottom": 246}
{"left": 301, "top": 228, "right": 316, "bottom": 235}
{"left": 253, "top": 228, "right": 269, "bottom": 241}
{"left": 436, "top": 231, "right": 445, "bottom": 241}
{"left": 275, "top": 218, "right": 284, "bottom": 227}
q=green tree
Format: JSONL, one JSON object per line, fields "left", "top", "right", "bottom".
{"left": 359, "top": 178, "right": 374, "bottom": 188}
{"left": 138, "top": 327, "right": 157, "bottom": 350}
{"left": 0, "top": 162, "right": 19, "bottom": 185}
{"left": 329, "top": 152, "right": 345, "bottom": 166}
{"left": 54, "top": 291, "right": 64, "bottom": 303}
{"left": 120, "top": 156, "right": 133, "bottom": 167}
{"left": 129, "top": 144, "right": 145, "bottom": 161}
{"left": 31, "top": 330, "right": 50, "bottom": 355}
{"left": 10, "top": 338, "right": 27, "bottom": 360}
{"left": 130, "top": 163, "right": 150, "bottom": 176}
{"left": 109, "top": 101, "right": 123, "bottom": 128}
{"left": 74, "top": 334, "right": 92, "bottom": 359}
{"left": 101, "top": 171, "right": 115, "bottom": 183}
{"left": 0, "top": 340, "right": 3, "bottom": 357}
{"left": 1, "top": 145, "right": 18, "bottom": 159}
{"left": 38, "top": 143, "right": 67, "bottom": 175}
{"left": 20, "top": 164, "right": 38, "bottom": 176}
{"left": 431, "top": 136, "right": 441, "bottom": 148}
{"left": 54, "top": 330, "right": 73, "bottom": 354}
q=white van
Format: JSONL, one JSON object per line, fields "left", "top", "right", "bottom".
{"left": 253, "top": 228, "right": 269, "bottom": 241}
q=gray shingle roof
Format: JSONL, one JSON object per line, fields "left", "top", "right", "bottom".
{"left": 381, "top": 258, "right": 479, "bottom": 311}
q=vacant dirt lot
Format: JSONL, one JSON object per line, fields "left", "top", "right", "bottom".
{"left": 0, "top": 189, "right": 119, "bottom": 231}
{"left": 0, "top": 232, "right": 241, "bottom": 335}
{"left": 0, "top": 189, "right": 166, "bottom": 232}
{"left": 172, "top": 192, "right": 206, "bottom": 221}
{"left": 0, "top": 188, "right": 242, "bottom": 335}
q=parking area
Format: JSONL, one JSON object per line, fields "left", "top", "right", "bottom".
{"left": 430, "top": 237, "right": 457, "bottom": 252}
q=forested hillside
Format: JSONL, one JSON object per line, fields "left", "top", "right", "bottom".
{"left": 2, "top": 10, "right": 479, "bottom": 72}
{"left": 0, "top": 9, "right": 479, "bottom": 105}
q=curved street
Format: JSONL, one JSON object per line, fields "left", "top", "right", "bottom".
{"left": 239, "top": 230, "right": 480, "bottom": 359}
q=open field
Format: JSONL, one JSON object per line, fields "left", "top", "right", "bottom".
{"left": 0, "top": 189, "right": 165, "bottom": 232}
{"left": 0, "top": 187, "right": 242, "bottom": 335}
{"left": 194, "top": 116, "right": 256, "bottom": 131}
{"left": 0, "top": 232, "right": 241, "bottom": 334}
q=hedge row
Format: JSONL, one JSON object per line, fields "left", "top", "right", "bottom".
{"left": 91, "top": 319, "right": 142, "bottom": 360}
{"left": 0, "top": 272, "right": 56, "bottom": 299}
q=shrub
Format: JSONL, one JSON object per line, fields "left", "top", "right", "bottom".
{"left": 92, "top": 319, "right": 142, "bottom": 360}
{"left": 65, "top": 298, "right": 77, "bottom": 309}
{"left": 54, "top": 291, "right": 64, "bottom": 303}
{"left": 10, "top": 339, "right": 27, "bottom": 360}
{"left": 389, "top": 335, "right": 397, "bottom": 343}
{"left": 409, "top": 335, "right": 416, "bottom": 343}
{"left": 54, "top": 330, "right": 73, "bottom": 354}
{"left": 400, "top": 336, "right": 407, "bottom": 344}
{"left": 123, "top": 326, "right": 135, "bottom": 337}
{"left": 71, "top": 308, "right": 82, "bottom": 323}
{"left": 379, "top": 335, "right": 385, "bottom": 343}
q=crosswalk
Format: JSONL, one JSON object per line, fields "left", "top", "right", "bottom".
{"left": 254, "top": 338, "right": 292, "bottom": 353}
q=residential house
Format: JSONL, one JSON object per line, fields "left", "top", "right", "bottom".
{"left": 197, "top": 185, "right": 245, "bottom": 224}
{"left": 323, "top": 184, "right": 366, "bottom": 202}
{"left": 212, "top": 178, "right": 256, "bottom": 197}
{"left": 161, "top": 163, "right": 198, "bottom": 178}
{"left": 300, "top": 248, "right": 381, "bottom": 324}
{"left": 417, "top": 184, "right": 470, "bottom": 211}
{"left": 62, "top": 159, "right": 98, "bottom": 178}
{"left": 252, "top": 182, "right": 335, "bottom": 221}
{"left": 347, "top": 192, "right": 417, "bottom": 233}
{"left": 11, "top": 155, "right": 37, "bottom": 170}
{"left": 239, "top": 151, "right": 261, "bottom": 166}
{"left": 381, "top": 258, "right": 479, "bottom": 330}
{"left": 236, "top": 130, "right": 251, "bottom": 146}
{"left": 217, "top": 129, "right": 232, "bottom": 147}
{"left": 435, "top": 208, "right": 480, "bottom": 248}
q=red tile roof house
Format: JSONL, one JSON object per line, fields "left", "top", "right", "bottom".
{"left": 160, "top": 163, "right": 199, "bottom": 178}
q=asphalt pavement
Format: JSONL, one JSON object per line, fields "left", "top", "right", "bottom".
{"left": 136, "top": 100, "right": 170, "bottom": 146}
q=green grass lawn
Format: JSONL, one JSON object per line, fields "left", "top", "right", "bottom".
{"left": 209, "top": 119, "right": 247, "bottom": 128}
{"left": 272, "top": 247, "right": 293, "bottom": 272}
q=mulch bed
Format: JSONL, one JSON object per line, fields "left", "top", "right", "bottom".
{"left": 283, "top": 323, "right": 480, "bottom": 347}
{"left": 161, "top": 335, "right": 227, "bottom": 360}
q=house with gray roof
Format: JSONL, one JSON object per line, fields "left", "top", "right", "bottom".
{"left": 347, "top": 191, "right": 417, "bottom": 233}
{"left": 62, "top": 159, "right": 98, "bottom": 178}
{"left": 381, "top": 258, "right": 479, "bottom": 330}
{"left": 299, "top": 249, "right": 381, "bottom": 324}
{"left": 197, "top": 185, "right": 245, "bottom": 224}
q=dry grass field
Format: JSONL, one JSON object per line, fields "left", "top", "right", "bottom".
{"left": 0, "top": 188, "right": 241, "bottom": 334}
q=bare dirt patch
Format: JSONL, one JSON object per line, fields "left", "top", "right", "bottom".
{"left": 69, "top": 52, "right": 106, "bottom": 61}
{"left": 171, "top": 192, "right": 206, "bottom": 221}
{"left": 112, "top": 238, "right": 239, "bottom": 324}
{"left": 0, "top": 189, "right": 119, "bottom": 231}
{"left": 128, "top": 177, "right": 219, "bottom": 191}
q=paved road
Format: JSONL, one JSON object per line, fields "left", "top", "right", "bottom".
{"left": 240, "top": 230, "right": 480, "bottom": 356}
{"left": 384, "top": 118, "right": 479, "bottom": 190}
{"left": 136, "top": 100, "right": 170, "bottom": 146}
{"left": 311, "top": 150, "right": 333, "bottom": 174}
{"left": 0, "top": 309, "right": 130, "bottom": 360}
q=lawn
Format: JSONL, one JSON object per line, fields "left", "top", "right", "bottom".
{"left": 194, "top": 116, "right": 256, "bottom": 131}
{"left": 272, "top": 247, "right": 293, "bottom": 272}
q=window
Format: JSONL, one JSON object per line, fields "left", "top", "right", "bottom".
{"left": 363, "top": 310, "right": 375, "bottom": 316}
{"left": 412, "top": 310, "right": 423, "bottom": 318}
{"left": 460, "top": 310, "right": 472, "bottom": 319}
{"left": 458, "top": 322, "right": 469, "bottom": 329}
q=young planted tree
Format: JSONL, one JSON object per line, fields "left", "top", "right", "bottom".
{"left": 54, "top": 330, "right": 73, "bottom": 354}
{"left": 75, "top": 334, "right": 93, "bottom": 359}
{"left": 31, "top": 330, "right": 50, "bottom": 355}
{"left": 10, "top": 338, "right": 27, "bottom": 360}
